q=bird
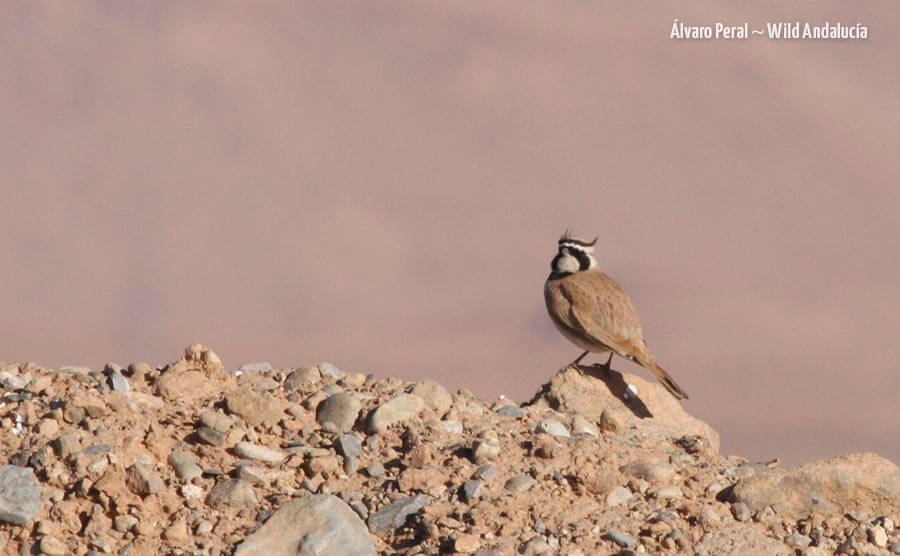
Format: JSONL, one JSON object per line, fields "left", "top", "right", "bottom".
{"left": 544, "top": 231, "right": 689, "bottom": 399}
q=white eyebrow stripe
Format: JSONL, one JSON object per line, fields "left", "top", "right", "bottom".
{"left": 560, "top": 242, "right": 591, "bottom": 252}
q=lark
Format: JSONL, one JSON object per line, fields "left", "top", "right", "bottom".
{"left": 544, "top": 232, "right": 689, "bottom": 399}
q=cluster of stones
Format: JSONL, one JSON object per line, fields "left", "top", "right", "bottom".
{"left": 0, "top": 345, "right": 897, "bottom": 555}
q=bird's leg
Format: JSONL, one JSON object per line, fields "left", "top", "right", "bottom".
{"left": 571, "top": 351, "right": 589, "bottom": 367}
{"left": 598, "top": 352, "right": 614, "bottom": 377}
{"left": 586, "top": 352, "right": 614, "bottom": 378}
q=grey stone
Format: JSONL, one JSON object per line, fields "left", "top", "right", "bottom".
{"left": 91, "top": 538, "right": 112, "bottom": 553}
{"left": 197, "top": 426, "right": 225, "bottom": 446}
{"left": 83, "top": 444, "right": 112, "bottom": 455}
{"left": 534, "top": 419, "right": 570, "bottom": 438}
{"left": 199, "top": 411, "right": 233, "bottom": 434}
{"left": 350, "top": 501, "right": 369, "bottom": 521}
{"left": 236, "top": 465, "right": 268, "bottom": 485}
{"left": 54, "top": 433, "right": 80, "bottom": 459}
{"left": 125, "top": 463, "right": 164, "bottom": 495}
{"left": 603, "top": 530, "right": 637, "bottom": 548}
{"left": 169, "top": 451, "right": 202, "bottom": 481}
{"left": 114, "top": 515, "right": 138, "bottom": 532}
{"left": 786, "top": 534, "right": 811, "bottom": 547}
{"left": 889, "top": 541, "right": 900, "bottom": 554}
{"left": 0, "top": 465, "right": 41, "bottom": 524}
{"left": 494, "top": 405, "right": 528, "bottom": 418}
{"left": 0, "top": 372, "right": 28, "bottom": 390}
{"left": 461, "top": 480, "right": 483, "bottom": 502}
{"left": 39, "top": 536, "right": 67, "bottom": 556}
{"left": 234, "top": 442, "right": 286, "bottom": 463}
{"left": 283, "top": 367, "right": 321, "bottom": 391}
{"left": 108, "top": 371, "right": 131, "bottom": 393}
{"left": 473, "top": 464, "right": 498, "bottom": 481}
{"left": 698, "top": 507, "right": 720, "bottom": 527}
{"left": 195, "top": 520, "right": 213, "bottom": 535}
{"left": 441, "top": 420, "right": 464, "bottom": 434}
{"left": 316, "top": 393, "right": 361, "bottom": 433}
{"left": 837, "top": 536, "right": 857, "bottom": 554}
{"left": 364, "top": 462, "right": 386, "bottom": 479}
{"left": 321, "top": 384, "right": 343, "bottom": 396}
{"left": 206, "top": 479, "right": 258, "bottom": 510}
{"left": 368, "top": 393, "right": 425, "bottom": 433}
{"left": 731, "top": 502, "right": 751, "bottom": 522}
{"left": 335, "top": 434, "right": 362, "bottom": 458}
{"left": 364, "top": 434, "right": 379, "bottom": 452}
{"left": 235, "top": 494, "right": 373, "bottom": 556}
{"left": 504, "top": 475, "right": 536, "bottom": 493}
{"left": 238, "top": 362, "right": 272, "bottom": 374}
{"left": 605, "top": 486, "right": 632, "bottom": 507}
{"left": 343, "top": 455, "right": 358, "bottom": 474}
{"left": 318, "top": 362, "right": 343, "bottom": 379}
{"left": 367, "top": 494, "right": 429, "bottom": 536}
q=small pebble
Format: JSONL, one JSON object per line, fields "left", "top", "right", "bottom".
{"left": 504, "top": 474, "right": 536, "bottom": 493}
{"left": 461, "top": 480, "right": 483, "bottom": 501}
{"left": 318, "top": 362, "right": 343, "bottom": 378}
{"left": 534, "top": 419, "right": 570, "bottom": 438}
{"left": 786, "top": 534, "right": 811, "bottom": 547}
{"left": 234, "top": 442, "right": 286, "bottom": 463}
{"left": 169, "top": 451, "right": 202, "bottom": 481}
{"left": 605, "top": 486, "right": 632, "bottom": 507}
{"left": 494, "top": 405, "right": 528, "bottom": 418}
{"left": 39, "top": 536, "right": 67, "bottom": 556}
{"left": 571, "top": 414, "right": 598, "bottom": 436}
{"left": 604, "top": 530, "right": 637, "bottom": 548}
{"left": 238, "top": 362, "right": 272, "bottom": 373}
{"left": 334, "top": 434, "right": 362, "bottom": 458}
{"left": 868, "top": 525, "right": 888, "bottom": 548}
{"left": 731, "top": 502, "right": 751, "bottom": 522}
{"left": 197, "top": 426, "right": 225, "bottom": 446}
{"left": 350, "top": 501, "right": 369, "bottom": 520}
{"left": 365, "top": 462, "right": 386, "bottom": 478}
{"left": 473, "top": 464, "right": 498, "bottom": 481}
{"left": 441, "top": 420, "right": 464, "bottom": 434}
{"left": 195, "top": 520, "right": 213, "bottom": 535}
{"left": 698, "top": 507, "right": 720, "bottom": 527}
{"left": 454, "top": 533, "right": 481, "bottom": 554}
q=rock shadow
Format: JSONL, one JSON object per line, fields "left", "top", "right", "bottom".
{"left": 577, "top": 364, "right": 654, "bottom": 419}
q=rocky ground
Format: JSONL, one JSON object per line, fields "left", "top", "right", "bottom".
{"left": 0, "top": 344, "right": 898, "bottom": 556}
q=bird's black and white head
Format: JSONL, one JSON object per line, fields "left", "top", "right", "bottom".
{"left": 550, "top": 231, "right": 598, "bottom": 278}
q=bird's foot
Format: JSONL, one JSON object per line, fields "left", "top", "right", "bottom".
{"left": 558, "top": 363, "right": 583, "bottom": 375}
{"left": 559, "top": 351, "right": 590, "bottom": 375}
{"left": 583, "top": 353, "right": 614, "bottom": 378}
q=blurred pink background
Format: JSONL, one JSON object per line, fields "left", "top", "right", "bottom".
{"left": 2, "top": 2, "right": 898, "bottom": 465}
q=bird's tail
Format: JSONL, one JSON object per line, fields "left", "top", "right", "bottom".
{"left": 640, "top": 357, "right": 689, "bottom": 400}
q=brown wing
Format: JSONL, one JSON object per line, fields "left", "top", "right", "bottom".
{"left": 554, "top": 271, "right": 647, "bottom": 358}
{"left": 549, "top": 272, "right": 690, "bottom": 399}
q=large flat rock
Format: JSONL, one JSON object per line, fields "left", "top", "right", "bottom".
{"left": 731, "top": 452, "right": 900, "bottom": 519}
{"left": 527, "top": 367, "right": 719, "bottom": 451}
{"left": 235, "top": 494, "right": 373, "bottom": 556}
